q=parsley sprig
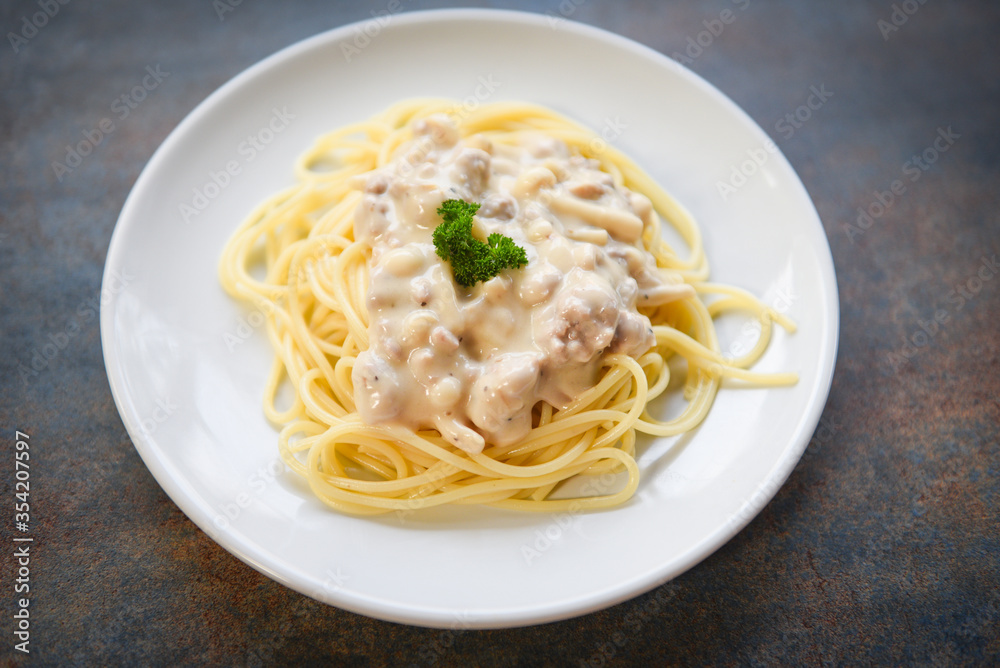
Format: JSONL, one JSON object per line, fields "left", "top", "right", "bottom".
{"left": 432, "top": 199, "right": 527, "bottom": 287}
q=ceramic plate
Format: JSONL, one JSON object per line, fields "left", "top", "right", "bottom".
{"left": 101, "top": 9, "right": 838, "bottom": 628}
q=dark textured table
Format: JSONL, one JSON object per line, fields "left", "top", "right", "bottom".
{"left": 3, "top": 0, "right": 999, "bottom": 665}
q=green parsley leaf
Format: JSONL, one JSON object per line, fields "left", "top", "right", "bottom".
{"left": 432, "top": 199, "right": 528, "bottom": 287}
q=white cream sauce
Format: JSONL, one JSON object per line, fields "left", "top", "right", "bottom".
{"left": 350, "top": 115, "right": 693, "bottom": 454}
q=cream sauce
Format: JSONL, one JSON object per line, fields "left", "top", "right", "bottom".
{"left": 351, "top": 115, "right": 693, "bottom": 454}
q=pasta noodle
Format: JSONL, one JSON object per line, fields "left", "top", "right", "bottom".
{"left": 218, "top": 99, "right": 796, "bottom": 516}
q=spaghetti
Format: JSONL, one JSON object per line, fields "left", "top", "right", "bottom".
{"left": 218, "top": 99, "right": 796, "bottom": 515}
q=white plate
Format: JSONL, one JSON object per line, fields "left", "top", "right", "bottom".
{"left": 101, "top": 9, "right": 838, "bottom": 629}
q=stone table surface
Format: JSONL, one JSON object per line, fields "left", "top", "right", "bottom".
{"left": 2, "top": 0, "right": 998, "bottom": 665}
